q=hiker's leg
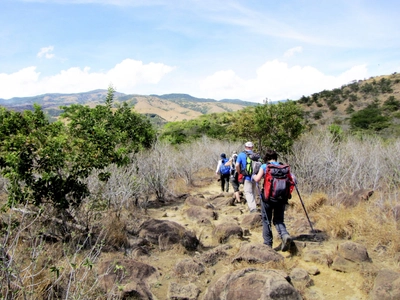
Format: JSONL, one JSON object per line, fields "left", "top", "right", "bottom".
{"left": 251, "top": 181, "right": 258, "bottom": 206}
{"left": 220, "top": 175, "right": 225, "bottom": 192}
{"left": 225, "top": 174, "right": 230, "bottom": 192}
{"left": 230, "top": 176, "right": 240, "bottom": 202}
{"left": 234, "top": 191, "right": 241, "bottom": 202}
{"left": 273, "top": 202, "right": 289, "bottom": 238}
{"left": 244, "top": 180, "right": 257, "bottom": 212}
{"left": 261, "top": 200, "right": 273, "bottom": 247}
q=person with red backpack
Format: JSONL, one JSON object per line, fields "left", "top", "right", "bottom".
{"left": 215, "top": 153, "right": 230, "bottom": 192}
{"left": 253, "top": 149, "right": 295, "bottom": 251}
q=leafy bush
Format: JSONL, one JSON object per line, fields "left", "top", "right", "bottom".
{"left": 350, "top": 103, "right": 390, "bottom": 132}
{"left": 313, "top": 110, "right": 323, "bottom": 120}
{"left": 383, "top": 96, "right": 400, "bottom": 112}
{"left": 0, "top": 87, "right": 155, "bottom": 213}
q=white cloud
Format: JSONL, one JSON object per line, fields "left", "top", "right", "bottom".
{"left": 37, "top": 46, "right": 55, "bottom": 59}
{"left": 0, "top": 59, "right": 175, "bottom": 99}
{"left": 0, "top": 58, "right": 368, "bottom": 103}
{"left": 284, "top": 46, "right": 302, "bottom": 58}
{"left": 199, "top": 60, "right": 368, "bottom": 102}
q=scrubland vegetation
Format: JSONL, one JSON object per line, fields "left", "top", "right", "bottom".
{"left": 1, "top": 75, "right": 400, "bottom": 299}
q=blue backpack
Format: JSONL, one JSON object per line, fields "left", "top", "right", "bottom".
{"left": 220, "top": 158, "right": 230, "bottom": 175}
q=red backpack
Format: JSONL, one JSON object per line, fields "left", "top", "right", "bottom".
{"left": 263, "top": 164, "right": 295, "bottom": 202}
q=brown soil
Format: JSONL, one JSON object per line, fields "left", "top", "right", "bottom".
{"left": 143, "top": 175, "right": 372, "bottom": 300}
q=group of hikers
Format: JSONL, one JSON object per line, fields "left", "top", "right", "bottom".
{"left": 215, "top": 141, "right": 294, "bottom": 252}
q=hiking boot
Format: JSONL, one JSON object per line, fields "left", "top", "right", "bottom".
{"left": 281, "top": 234, "right": 292, "bottom": 252}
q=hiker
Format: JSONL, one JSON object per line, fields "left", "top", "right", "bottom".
{"left": 253, "top": 149, "right": 294, "bottom": 251}
{"left": 215, "top": 153, "right": 230, "bottom": 192}
{"left": 224, "top": 151, "right": 241, "bottom": 203}
{"left": 235, "top": 142, "right": 258, "bottom": 213}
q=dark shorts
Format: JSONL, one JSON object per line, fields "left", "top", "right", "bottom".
{"left": 230, "top": 175, "right": 240, "bottom": 192}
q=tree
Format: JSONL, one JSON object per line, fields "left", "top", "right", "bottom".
{"left": 230, "top": 101, "right": 305, "bottom": 154}
{"left": 0, "top": 87, "right": 155, "bottom": 212}
{"left": 159, "top": 112, "right": 234, "bottom": 144}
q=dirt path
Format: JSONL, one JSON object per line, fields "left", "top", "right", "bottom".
{"left": 146, "top": 176, "right": 370, "bottom": 299}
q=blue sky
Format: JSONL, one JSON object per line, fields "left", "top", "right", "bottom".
{"left": 0, "top": 0, "right": 399, "bottom": 102}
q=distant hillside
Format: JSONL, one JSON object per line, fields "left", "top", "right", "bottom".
{"left": 2, "top": 72, "right": 399, "bottom": 131}
{"left": 295, "top": 72, "right": 400, "bottom": 134}
{"left": 0, "top": 91, "right": 256, "bottom": 124}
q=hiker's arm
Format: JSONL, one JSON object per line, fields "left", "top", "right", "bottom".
{"left": 235, "top": 159, "right": 241, "bottom": 174}
{"left": 225, "top": 158, "right": 232, "bottom": 166}
{"left": 215, "top": 161, "right": 221, "bottom": 175}
{"left": 253, "top": 167, "right": 264, "bottom": 182}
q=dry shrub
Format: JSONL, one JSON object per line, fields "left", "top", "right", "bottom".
{"left": 0, "top": 207, "right": 107, "bottom": 300}
{"left": 290, "top": 192, "right": 328, "bottom": 213}
{"left": 312, "top": 194, "right": 400, "bottom": 255}
{"left": 314, "top": 204, "right": 374, "bottom": 239}
{"left": 288, "top": 128, "right": 400, "bottom": 197}
{"left": 102, "top": 214, "right": 128, "bottom": 250}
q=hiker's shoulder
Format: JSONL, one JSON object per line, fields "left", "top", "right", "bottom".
{"left": 237, "top": 151, "right": 247, "bottom": 158}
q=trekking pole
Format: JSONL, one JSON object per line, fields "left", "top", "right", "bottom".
{"left": 256, "top": 182, "right": 271, "bottom": 229}
{"left": 294, "top": 183, "right": 315, "bottom": 233}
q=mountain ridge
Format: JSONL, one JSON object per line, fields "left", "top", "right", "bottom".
{"left": 0, "top": 90, "right": 257, "bottom": 123}
{"left": 2, "top": 72, "right": 400, "bottom": 129}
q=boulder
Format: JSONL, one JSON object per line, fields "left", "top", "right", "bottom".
{"left": 185, "top": 196, "right": 209, "bottom": 207}
{"left": 174, "top": 258, "right": 205, "bottom": 277}
{"left": 290, "top": 267, "right": 314, "bottom": 288}
{"left": 213, "top": 222, "right": 243, "bottom": 243}
{"left": 168, "top": 282, "right": 200, "bottom": 300}
{"left": 138, "top": 219, "right": 199, "bottom": 251}
{"left": 331, "top": 241, "right": 371, "bottom": 272}
{"left": 198, "top": 245, "right": 232, "bottom": 266}
{"left": 370, "top": 269, "right": 400, "bottom": 300}
{"left": 338, "top": 241, "right": 371, "bottom": 263}
{"left": 232, "top": 243, "right": 284, "bottom": 263}
{"left": 185, "top": 206, "right": 218, "bottom": 222}
{"left": 241, "top": 213, "right": 262, "bottom": 229}
{"left": 331, "top": 255, "right": 357, "bottom": 273}
{"left": 210, "top": 195, "right": 235, "bottom": 208}
{"left": 203, "top": 268, "right": 302, "bottom": 300}
{"left": 98, "top": 259, "right": 159, "bottom": 299}
{"left": 336, "top": 189, "right": 374, "bottom": 208}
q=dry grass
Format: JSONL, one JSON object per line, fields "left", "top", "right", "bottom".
{"left": 103, "top": 215, "right": 129, "bottom": 250}
{"left": 310, "top": 190, "right": 400, "bottom": 256}
{"left": 291, "top": 192, "right": 328, "bottom": 214}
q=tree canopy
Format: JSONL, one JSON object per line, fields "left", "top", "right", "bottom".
{"left": 229, "top": 101, "right": 305, "bottom": 154}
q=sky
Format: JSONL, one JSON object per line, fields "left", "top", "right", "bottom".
{"left": 0, "top": 0, "right": 399, "bottom": 103}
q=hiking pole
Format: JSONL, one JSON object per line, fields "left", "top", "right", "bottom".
{"left": 294, "top": 183, "right": 315, "bottom": 233}
{"left": 256, "top": 182, "right": 271, "bottom": 230}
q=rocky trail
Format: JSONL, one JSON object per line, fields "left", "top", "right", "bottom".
{"left": 102, "top": 174, "right": 398, "bottom": 299}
